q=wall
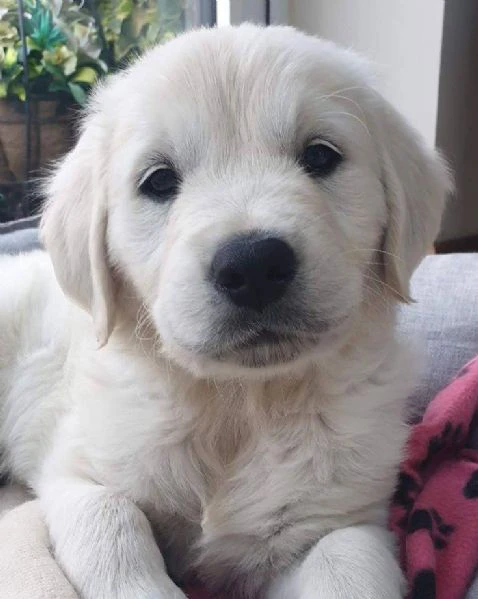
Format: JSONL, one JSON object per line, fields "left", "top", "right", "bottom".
{"left": 436, "top": 0, "right": 478, "bottom": 241}
{"left": 288, "top": 0, "right": 445, "bottom": 148}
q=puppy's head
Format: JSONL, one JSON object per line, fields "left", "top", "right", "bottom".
{"left": 41, "top": 25, "right": 451, "bottom": 379}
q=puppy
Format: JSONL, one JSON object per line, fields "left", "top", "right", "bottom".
{"left": 0, "top": 25, "right": 450, "bottom": 599}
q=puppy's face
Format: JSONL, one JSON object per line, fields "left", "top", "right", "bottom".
{"left": 42, "top": 26, "right": 450, "bottom": 379}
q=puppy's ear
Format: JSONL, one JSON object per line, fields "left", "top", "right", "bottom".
{"left": 41, "top": 110, "right": 115, "bottom": 346}
{"left": 375, "top": 101, "right": 452, "bottom": 301}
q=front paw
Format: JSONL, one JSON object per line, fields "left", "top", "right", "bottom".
{"left": 268, "top": 571, "right": 404, "bottom": 599}
{"left": 267, "top": 526, "right": 405, "bottom": 599}
{"left": 79, "top": 577, "right": 188, "bottom": 599}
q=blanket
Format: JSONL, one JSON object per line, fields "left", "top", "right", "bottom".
{"left": 390, "top": 355, "right": 478, "bottom": 599}
{"left": 0, "top": 495, "right": 77, "bottom": 599}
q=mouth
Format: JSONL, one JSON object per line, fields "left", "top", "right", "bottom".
{"left": 233, "top": 328, "right": 284, "bottom": 348}
{"left": 213, "top": 328, "right": 321, "bottom": 368}
{"left": 161, "top": 304, "right": 344, "bottom": 374}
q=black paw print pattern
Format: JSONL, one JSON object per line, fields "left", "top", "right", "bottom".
{"left": 411, "top": 569, "right": 436, "bottom": 599}
{"left": 463, "top": 470, "right": 478, "bottom": 499}
{"left": 420, "top": 421, "right": 464, "bottom": 470}
{"left": 466, "top": 410, "right": 478, "bottom": 450}
{"left": 408, "top": 508, "right": 455, "bottom": 550}
{"left": 393, "top": 471, "right": 420, "bottom": 530}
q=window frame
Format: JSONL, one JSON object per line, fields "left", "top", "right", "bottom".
{"left": 228, "top": 0, "right": 289, "bottom": 25}
{"left": 199, "top": 0, "right": 217, "bottom": 26}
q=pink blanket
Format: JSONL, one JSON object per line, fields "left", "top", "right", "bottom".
{"left": 390, "top": 355, "right": 478, "bottom": 599}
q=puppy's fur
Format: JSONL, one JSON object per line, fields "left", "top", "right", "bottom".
{"left": 0, "top": 25, "right": 450, "bottom": 599}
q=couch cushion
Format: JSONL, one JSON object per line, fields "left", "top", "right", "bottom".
{"left": 0, "top": 216, "right": 41, "bottom": 254}
{"left": 0, "top": 228, "right": 42, "bottom": 254}
{"left": 399, "top": 254, "right": 478, "bottom": 422}
{"left": 0, "top": 500, "right": 77, "bottom": 599}
{"left": 0, "top": 215, "right": 40, "bottom": 233}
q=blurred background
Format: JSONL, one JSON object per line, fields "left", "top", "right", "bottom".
{"left": 1, "top": 0, "right": 476, "bottom": 251}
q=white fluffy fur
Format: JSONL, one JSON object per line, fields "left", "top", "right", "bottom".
{"left": 0, "top": 25, "right": 450, "bottom": 599}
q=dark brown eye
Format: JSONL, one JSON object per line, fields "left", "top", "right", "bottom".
{"left": 139, "top": 167, "right": 180, "bottom": 202}
{"left": 301, "top": 140, "right": 343, "bottom": 178}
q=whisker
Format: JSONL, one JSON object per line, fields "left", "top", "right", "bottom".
{"left": 363, "top": 270, "right": 409, "bottom": 303}
{"left": 361, "top": 274, "right": 396, "bottom": 309}
{"left": 319, "top": 111, "right": 371, "bottom": 137}
{"left": 132, "top": 302, "right": 161, "bottom": 361}
{"left": 323, "top": 94, "right": 368, "bottom": 120}
{"left": 318, "top": 85, "right": 369, "bottom": 101}
{"left": 362, "top": 284, "right": 393, "bottom": 312}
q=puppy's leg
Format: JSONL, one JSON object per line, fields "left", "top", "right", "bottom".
{"left": 267, "top": 525, "right": 405, "bottom": 599}
{"left": 39, "top": 477, "right": 186, "bottom": 599}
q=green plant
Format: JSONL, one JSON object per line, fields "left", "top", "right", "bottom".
{"left": 0, "top": 0, "right": 106, "bottom": 105}
{"left": 97, "top": 0, "right": 187, "bottom": 68}
{"left": 0, "top": 0, "right": 189, "bottom": 105}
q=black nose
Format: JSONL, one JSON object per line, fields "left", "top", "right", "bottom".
{"left": 211, "top": 234, "right": 298, "bottom": 311}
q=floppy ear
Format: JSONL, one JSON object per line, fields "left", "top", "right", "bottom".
{"left": 41, "top": 111, "right": 115, "bottom": 346}
{"left": 375, "top": 101, "right": 452, "bottom": 301}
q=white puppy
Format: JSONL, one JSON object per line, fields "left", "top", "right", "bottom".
{"left": 0, "top": 25, "right": 450, "bottom": 599}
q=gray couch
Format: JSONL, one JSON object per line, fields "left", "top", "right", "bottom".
{"left": 1, "top": 221, "right": 478, "bottom": 598}
{"left": 0, "top": 216, "right": 42, "bottom": 254}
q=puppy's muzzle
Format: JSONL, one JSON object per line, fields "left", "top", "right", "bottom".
{"left": 210, "top": 233, "right": 298, "bottom": 312}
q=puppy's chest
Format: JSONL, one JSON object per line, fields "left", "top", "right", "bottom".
{"left": 101, "top": 371, "right": 403, "bottom": 592}
{"left": 139, "top": 402, "right": 393, "bottom": 589}
{"left": 140, "top": 414, "right": 330, "bottom": 584}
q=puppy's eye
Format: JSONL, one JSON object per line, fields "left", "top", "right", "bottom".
{"left": 301, "top": 140, "right": 343, "bottom": 178}
{"left": 139, "top": 167, "right": 180, "bottom": 201}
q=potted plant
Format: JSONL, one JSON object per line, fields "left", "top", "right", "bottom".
{"left": 0, "top": 0, "right": 191, "bottom": 221}
{"left": 95, "top": 0, "right": 187, "bottom": 69}
{"left": 0, "top": 0, "right": 106, "bottom": 219}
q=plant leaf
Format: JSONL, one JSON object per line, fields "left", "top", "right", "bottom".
{"left": 116, "top": 0, "right": 134, "bottom": 21}
{"left": 68, "top": 81, "right": 87, "bottom": 105}
{"left": 42, "top": 60, "right": 65, "bottom": 80}
{"left": 4, "top": 63, "right": 22, "bottom": 81}
{"left": 3, "top": 46, "right": 18, "bottom": 69}
{"left": 48, "top": 79, "right": 68, "bottom": 93}
{"left": 27, "top": 38, "right": 43, "bottom": 52}
{"left": 71, "top": 66, "right": 98, "bottom": 84}
{"left": 62, "top": 54, "right": 77, "bottom": 76}
{"left": 0, "top": 22, "right": 18, "bottom": 47}
{"left": 10, "top": 82, "right": 26, "bottom": 101}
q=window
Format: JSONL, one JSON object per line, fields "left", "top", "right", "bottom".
{"left": 217, "top": 0, "right": 288, "bottom": 26}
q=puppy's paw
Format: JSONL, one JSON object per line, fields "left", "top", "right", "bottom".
{"left": 79, "top": 577, "right": 188, "bottom": 599}
{"left": 267, "top": 526, "right": 405, "bottom": 599}
{"left": 40, "top": 480, "right": 188, "bottom": 599}
{"left": 295, "top": 569, "right": 404, "bottom": 599}
{"left": 268, "top": 568, "right": 404, "bottom": 599}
